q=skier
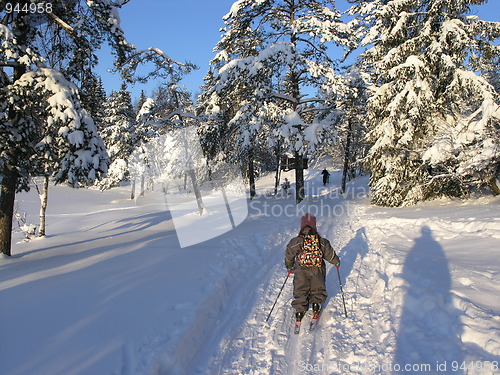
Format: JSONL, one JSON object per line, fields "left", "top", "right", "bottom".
{"left": 321, "top": 169, "right": 330, "bottom": 185}
{"left": 281, "top": 178, "right": 291, "bottom": 195}
{"left": 285, "top": 213, "right": 340, "bottom": 323}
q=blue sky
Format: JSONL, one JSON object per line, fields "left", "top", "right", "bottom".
{"left": 95, "top": 0, "right": 500, "bottom": 101}
{"left": 95, "top": 0, "right": 231, "bottom": 101}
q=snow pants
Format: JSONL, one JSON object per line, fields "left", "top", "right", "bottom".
{"left": 292, "top": 265, "right": 328, "bottom": 313}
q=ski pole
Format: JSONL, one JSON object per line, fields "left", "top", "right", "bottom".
{"left": 265, "top": 269, "right": 292, "bottom": 323}
{"left": 336, "top": 266, "right": 348, "bottom": 318}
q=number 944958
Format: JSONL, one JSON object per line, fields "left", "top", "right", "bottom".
{"left": 5, "top": 2, "right": 53, "bottom": 14}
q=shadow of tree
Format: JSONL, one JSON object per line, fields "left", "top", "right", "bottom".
{"left": 13, "top": 211, "right": 174, "bottom": 259}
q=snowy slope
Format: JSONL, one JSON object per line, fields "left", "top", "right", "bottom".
{"left": 1, "top": 169, "right": 499, "bottom": 375}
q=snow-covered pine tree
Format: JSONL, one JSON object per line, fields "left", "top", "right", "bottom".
{"left": 200, "top": 0, "right": 355, "bottom": 203}
{"left": 136, "top": 97, "right": 159, "bottom": 137}
{"left": 11, "top": 68, "right": 109, "bottom": 184}
{"left": 129, "top": 92, "right": 165, "bottom": 200}
{"left": 80, "top": 73, "right": 107, "bottom": 131}
{"left": 12, "top": 11, "right": 108, "bottom": 238}
{"left": 135, "top": 90, "right": 147, "bottom": 120}
{"left": 130, "top": 92, "right": 163, "bottom": 199}
{"left": 0, "top": 0, "right": 195, "bottom": 256}
{"left": 351, "top": 0, "right": 500, "bottom": 206}
{"left": 198, "top": 11, "right": 266, "bottom": 199}
{"left": 320, "top": 67, "right": 369, "bottom": 193}
{"left": 135, "top": 84, "right": 199, "bottom": 143}
{"left": 1, "top": 67, "right": 109, "bottom": 240}
{"left": 165, "top": 85, "right": 205, "bottom": 213}
{"left": 146, "top": 127, "right": 207, "bottom": 214}
{"left": 477, "top": 49, "right": 499, "bottom": 95}
{"left": 98, "top": 83, "right": 137, "bottom": 190}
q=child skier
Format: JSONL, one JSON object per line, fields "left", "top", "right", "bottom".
{"left": 285, "top": 213, "right": 340, "bottom": 322}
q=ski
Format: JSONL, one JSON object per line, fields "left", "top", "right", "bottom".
{"left": 309, "top": 311, "right": 321, "bottom": 332}
{"left": 294, "top": 319, "right": 302, "bottom": 334}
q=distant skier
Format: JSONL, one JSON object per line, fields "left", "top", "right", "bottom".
{"left": 321, "top": 169, "right": 330, "bottom": 185}
{"left": 281, "top": 178, "right": 291, "bottom": 195}
{"left": 285, "top": 213, "right": 340, "bottom": 322}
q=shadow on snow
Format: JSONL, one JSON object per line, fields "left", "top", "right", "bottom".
{"left": 393, "top": 226, "right": 465, "bottom": 374}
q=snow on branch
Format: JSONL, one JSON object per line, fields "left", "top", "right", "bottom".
{"left": 12, "top": 68, "right": 108, "bottom": 185}
{"left": 0, "top": 24, "right": 43, "bottom": 71}
{"left": 117, "top": 46, "right": 197, "bottom": 84}
{"left": 161, "top": 110, "right": 199, "bottom": 122}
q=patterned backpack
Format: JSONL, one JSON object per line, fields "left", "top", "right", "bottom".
{"left": 297, "top": 234, "right": 323, "bottom": 267}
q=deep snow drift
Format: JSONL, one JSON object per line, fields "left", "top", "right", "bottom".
{"left": 1, "top": 169, "right": 499, "bottom": 375}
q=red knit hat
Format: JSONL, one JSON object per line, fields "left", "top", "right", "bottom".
{"left": 300, "top": 213, "right": 317, "bottom": 231}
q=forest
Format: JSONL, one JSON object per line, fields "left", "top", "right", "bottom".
{"left": 1, "top": 0, "right": 499, "bottom": 256}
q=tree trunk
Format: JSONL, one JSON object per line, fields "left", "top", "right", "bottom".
{"left": 341, "top": 119, "right": 353, "bottom": 195}
{"left": 288, "top": 28, "right": 305, "bottom": 204}
{"left": 274, "top": 154, "right": 281, "bottom": 195}
{"left": 173, "top": 92, "right": 206, "bottom": 213}
{"left": 489, "top": 176, "right": 500, "bottom": 196}
{"left": 1, "top": 16, "right": 27, "bottom": 256}
{"left": 295, "top": 152, "right": 305, "bottom": 204}
{"left": 140, "top": 174, "right": 145, "bottom": 197}
{"left": 130, "top": 179, "right": 136, "bottom": 200}
{"left": 188, "top": 169, "right": 205, "bottom": 215}
{"left": 0, "top": 166, "right": 18, "bottom": 256}
{"left": 38, "top": 176, "right": 49, "bottom": 237}
{"left": 248, "top": 153, "right": 256, "bottom": 199}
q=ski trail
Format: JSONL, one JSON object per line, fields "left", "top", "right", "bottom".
{"left": 201, "top": 183, "right": 364, "bottom": 374}
{"left": 201, "top": 192, "right": 404, "bottom": 375}
{"left": 282, "top": 194, "right": 361, "bottom": 375}
{"left": 207, "top": 257, "right": 297, "bottom": 374}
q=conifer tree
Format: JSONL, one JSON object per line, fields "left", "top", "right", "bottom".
{"left": 151, "top": 83, "right": 198, "bottom": 131}
{"left": 80, "top": 73, "right": 107, "bottom": 130}
{"left": 135, "top": 90, "right": 147, "bottom": 120}
{"left": 350, "top": 0, "right": 500, "bottom": 206}
{"left": 326, "top": 68, "right": 369, "bottom": 193}
{"left": 200, "top": 0, "right": 355, "bottom": 203}
{"left": 98, "top": 83, "right": 137, "bottom": 190}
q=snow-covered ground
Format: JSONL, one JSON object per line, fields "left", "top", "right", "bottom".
{"left": 1, "top": 168, "right": 499, "bottom": 375}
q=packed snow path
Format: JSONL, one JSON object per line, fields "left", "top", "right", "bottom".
{"left": 199, "top": 191, "right": 358, "bottom": 375}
